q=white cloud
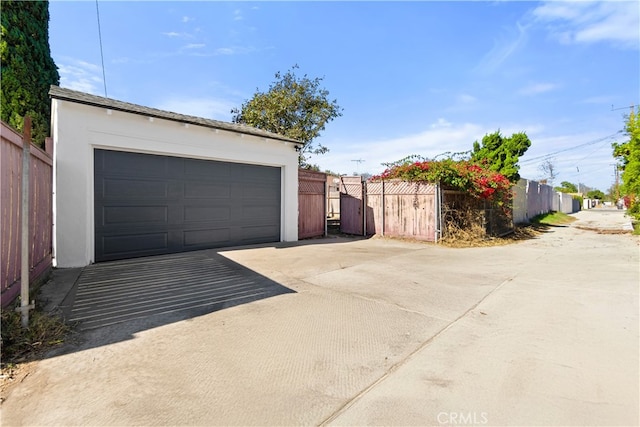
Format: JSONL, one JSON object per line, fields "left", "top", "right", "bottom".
{"left": 581, "top": 95, "right": 614, "bottom": 105}
{"left": 476, "top": 21, "right": 529, "bottom": 73}
{"left": 213, "top": 46, "right": 256, "bottom": 56}
{"left": 154, "top": 97, "right": 236, "bottom": 121}
{"left": 431, "top": 118, "right": 452, "bottom": 128}
{"left": 57, "top": 58, "right": 103, "bottom": 95}
{"left": 162, "top": 31, "right": 193, "bottom": 39}
{"left": 233, "top": 9, "right": 243, "bottom": 21}
{"left": 457, "top": 94, "right": 477, "bottom": 104}
{"left": 181, "top": 16, "right": 193, "bottom": 23}
{"left": 532, "top": 1, "right": 639, "bottom": 49}
{"left": 317, "top": 121, "right": 488, "bottom": 175}
{"left": 183, "top": 43, "right": 206, "bottom": 50}
{"left": 518, "top": 82, "right": 559, "bottom": 96}
{"left": 315, "top": 120, "right": 547, "bottom": 177}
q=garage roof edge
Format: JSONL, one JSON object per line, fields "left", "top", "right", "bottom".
{"left": 49, "top": 86, "right": 304, "bottom": 145}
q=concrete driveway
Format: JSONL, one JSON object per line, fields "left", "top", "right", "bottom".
{"left": 1, "top": 209, "right": 638, "bottom": 426}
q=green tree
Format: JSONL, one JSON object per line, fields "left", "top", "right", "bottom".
{"left": 555, "top": 181, "right": 578, "bottom": 193}
{"left": 586, "top": 189, "right": 605, "bottom": 200}
{"left": 612, "top": 108, "right": 640, "bottom": 217}
{"left": 538, "top": 158, "right": 557, "bottom": 185}
{"left": 232, "top": 65, "right": 342, "bottom": 166}
{"left": 1, "top": 0, "right": 59, "bottom": 147}
{"left": 470, "top": 130, "right": 531, "bottom": 183}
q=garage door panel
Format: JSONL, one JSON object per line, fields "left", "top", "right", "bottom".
{"left": 98, "top": 150, "right": 170, "bottom": 177}
{"left": 241, "top": 224, "right": 280, "bottom": 241}
{"left": 243, "top": 185, "right": 280, "bottom": 200}
{"left": 102, "top": 233, "right": 169, "bottom": 256}
{"left": 184, "top": 182, "right": 231, "bottom": 199}
{"left": 94, "top": 149, "right": 281, "bottom": 262}
{"left": 183, "top": 228, "right": 231, "bottom": 247}
{"left": 242, "top": 205, "right": 279, "bottom": 222}
{"left": 241, "top": 164, "right": 280, "bottom": 182}
{"left": 183, "top": 158, "right": 231, "bottom": 178}
{"left": 103, "top": 206, "right": 168, "bottom": 225}
{"left": 102, "top": 178, "right": 169, "bottom": 199}
{"left": 183, "top": 206, "right": 230, "bottom": 222}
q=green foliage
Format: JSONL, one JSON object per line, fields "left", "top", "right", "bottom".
{"left": 470, "top": 130, "right": 531, "bottom": 183}
{"left": 612, "top": 108, "right": 640, "bottom": 218}
{"left": 555, "top": 181, "right": 578, "bottom": 193}
{"left": 1, "top": 304, "right": 69, "bottom": 363}
{"left": 232, "top": 65, "right": 342, "bottom": 167}
{"left": 530, "top": 211, "right": 576, "bottom": 226}
{"left": 1, "top": 0, "right": 59, "bottom": 148}
{"left": 372, "top": 157, "right": 513, "bottom": 206}
{"left": 586, "top": 189, "right": 605, "bottom": 200}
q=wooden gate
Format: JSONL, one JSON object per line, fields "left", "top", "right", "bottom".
{"left": 340, "top": 178, "right": 439, "bottom": 240}
{"left": 339, "top": 176, "right": 365, "bottom": 235}
{"left": 298, "top": 169, "right": 327, "bottom": 239}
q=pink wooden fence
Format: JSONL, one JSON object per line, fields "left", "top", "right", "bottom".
{"left": 298, "top": 169, "right": 327, "bottom": 239}
{"left": 340, "top": 178, "right": 438, "bottom": 241}
{"left": 366, "top": 180, "right": 437, "bottom": 241}
{"left": 1, "top": 121, "right": 53, "bottom": 307}
{"left": 340, "top": 176, "right": 365, "bottom": 235}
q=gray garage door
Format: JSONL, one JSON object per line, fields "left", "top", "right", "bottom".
{"left": 94, "top": 149, "right": 281, "bottom": 262}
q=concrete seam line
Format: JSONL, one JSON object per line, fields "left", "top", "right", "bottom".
{"left": 318, "top": 274, "right": 518, "bottom": 426}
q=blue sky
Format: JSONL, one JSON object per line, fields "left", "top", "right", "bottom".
{"left": 49, "top": 1, "right": 639, "bottom": 192}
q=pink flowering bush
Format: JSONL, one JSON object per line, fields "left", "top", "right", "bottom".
{"left": 372, "top": 159, "right": 513, "bottom": 206}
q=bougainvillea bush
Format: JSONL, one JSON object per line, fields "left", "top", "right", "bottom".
{"left": 371, "top": 158, "right": 513, "bottom": 207}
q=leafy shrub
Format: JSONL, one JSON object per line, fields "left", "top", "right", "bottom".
{"left": 372, "top": 158, "right": 513, "bottom": 206}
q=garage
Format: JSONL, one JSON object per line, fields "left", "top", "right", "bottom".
{"left": 50, "top": 86, "right": 301, "bottom": 268}
{"left": 94, "top": 149, "right": 281, "bottom": 262}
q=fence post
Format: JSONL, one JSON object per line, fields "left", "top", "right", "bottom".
{"left": 362, "top": 178, "right": 367, "bottom": 236}
{"left": 17, "top": 116, "right": 35, "bottom": 327}
{"left": 381, "top": 180, "right": 385, "bottom": 236}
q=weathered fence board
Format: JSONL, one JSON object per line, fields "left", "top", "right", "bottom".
{"left": 1, "top": 121, "right": 53, "bottom": 307}
{"left": 340, "top": 179, "right": 437, "bottom": 240}
{"left": 366, "top": 181, "right": 437, "bottom": 240}
{"left": 513, "top": 178, "right": 580, "bottom": 224}
{"left": 340, "top": 176, "right": 365, "bottom": 235}
{"left": 298, "top": 169, "right": 327, "bottom": 239}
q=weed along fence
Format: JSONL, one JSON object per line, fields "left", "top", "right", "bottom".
{"left": 1, "top": 120, "right": 53, "bottom": 308}
{"left": 298, "top": 169, "right": 327, "bottom": 239}
{"left": 442, "top": 190, "right": 513, "bottom": 238}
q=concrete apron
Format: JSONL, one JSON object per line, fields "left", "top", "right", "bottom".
{"left": 1, "top": 209, "right": 638, "bottom": 426}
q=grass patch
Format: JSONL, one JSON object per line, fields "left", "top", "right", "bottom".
{"left": 530, "top": 211, "right": 576, "bottom": 226}
{"left": 1, "top": 304, "right": 70, "bottom": 365}
{"left": 633, "top": 221, "right": 640, "bottom": 235}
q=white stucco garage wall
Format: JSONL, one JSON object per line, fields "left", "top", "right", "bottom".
{"left": 51, "top": 93, "right": 300, "bottom": 267}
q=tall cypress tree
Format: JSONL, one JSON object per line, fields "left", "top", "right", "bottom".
{"left": 1, "top": 0, "right": 59, "bottom": 147}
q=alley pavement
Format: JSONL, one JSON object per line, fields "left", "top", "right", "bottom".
{"left": 1, "top": 208, "right": 637, "bottom": 426}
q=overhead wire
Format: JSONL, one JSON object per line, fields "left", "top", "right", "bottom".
{"left": 96, "top": 0, "right": 108, "bottom": 97}
{"left": 519, "top": 131, "right": 623, "bottom": 165}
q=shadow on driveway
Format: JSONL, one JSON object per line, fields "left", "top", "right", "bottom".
{"left": 46, "top": 249, "right": 295, "bottom": 357}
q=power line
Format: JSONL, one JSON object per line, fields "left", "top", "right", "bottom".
{"left": 96, "top": 0, "right": 107, "bottom": 97}
{"left": 519, "top": 131, "right": 622, "bottom": 165}
{"left": 611, "top": 104, "right": 637, "bottom": 112}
